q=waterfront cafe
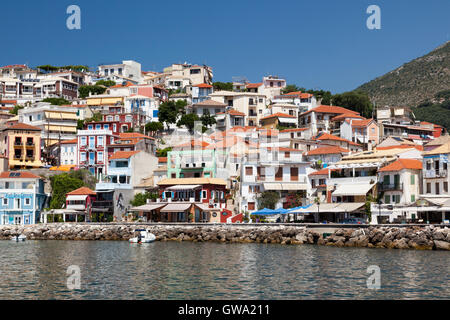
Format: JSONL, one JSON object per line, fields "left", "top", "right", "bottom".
{"left": 129, "top": 202, "right": 216, "bottom": 222}
{"left": 403, "top": 197, "right": 450, "bottom": 224}
{"left": 288, "top": 202, "right": 366, "bottom": 223}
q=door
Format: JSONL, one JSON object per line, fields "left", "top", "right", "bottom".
{"left": 14, "top": 216, "right": 22, "bottom": 225}
{"left": 394, "top": 174, "right": 400, "bottom": 188}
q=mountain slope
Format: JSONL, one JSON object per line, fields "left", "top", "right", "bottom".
{"left": 357, "top": 41, "right": 450, "bottom": 107}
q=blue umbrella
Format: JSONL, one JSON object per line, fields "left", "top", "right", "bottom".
{"left": 250, "top": 208, "right": 277, "bottom": 215}
{"left": 272, "top": 207, "right": 289, "bottom": 214}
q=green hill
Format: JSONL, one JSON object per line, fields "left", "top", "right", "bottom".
{"left": 357, "top": 41, "right": 450, "bottom": 107}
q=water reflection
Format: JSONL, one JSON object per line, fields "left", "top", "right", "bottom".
{"left": 0, "top": 241, "right": 448, "bottom": 299}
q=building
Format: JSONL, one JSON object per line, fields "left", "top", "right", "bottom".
{"left": 64, "top": 187, "right": 97, "bottom": 222}
{"left": 0, "top": 171, "right": 46, "bottom": 225}
{"left": 189, "top": 99, "right": 227, "bottom": 117}
{"left": 259, "top": 112, "right": 297, "bottom": 129}
{"left": 305, "top": 145, "right": 350, "bottom": 167}
{"left": 191, "top": 83, "right": 213, "bottom": 103}
{"left": 98, "top": 60, "right": 143, "bottom": 83}
{"left": 19, "top": 102, "right": 78, "bottom": 146}
{"left": 340, "top": 118, "right": 380, "bottom": 148}
{"left": 215, "top": 109, "right": 246, "bottom": 131}
{"left": 59, "top": 138, "right": 78, "bottom": 166}
{"left": 272, "top": 91, "right": 317, "bottom": 113}
{"left": 0, "top": 123, "right": 43, "bottom": 169}
{"left": 371, "top": 159, "right": 423, "bottom": 224}
{"left": 209, "top": 91, "right": 267, "bottom": 127}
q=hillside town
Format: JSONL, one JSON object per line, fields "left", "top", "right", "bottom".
{"left": 1, "top": 60, "right": 449, "bottom": 226}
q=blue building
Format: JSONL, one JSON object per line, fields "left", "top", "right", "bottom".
{"left": 0, "top": 171, "right": 46, "bottom": 225}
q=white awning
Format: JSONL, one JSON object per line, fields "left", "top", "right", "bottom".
{"left": 130, "top": 203, "right": 166, "bottom": 211}
{"left": 263, "top": 183, "right": 283, "bottom": 190}
{"left": 292, "top": 202, "right": 365, "bottom": 213}
{"left": 166, "top": 184, "right": 201, "bottom": 190}
{"left": 332, "top": 183, "right": 374, "bottom": 196}
{"left": 66, "top": 195, "right": 88, "bottom": 201}
{"left": 281, "top": 183, "right": 307, "bottom": 190}
{"left": 160, "top": 203, "right": 192, "bottom": 212}
{"left": 195, "top": 204, "right": 214, "bottom": 211}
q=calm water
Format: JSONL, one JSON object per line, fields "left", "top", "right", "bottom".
{"left": 0, "top": 240, "right": 448, "bottom": 299}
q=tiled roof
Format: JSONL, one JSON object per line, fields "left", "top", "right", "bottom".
{"left": 193, "top": 83, "right": 213, "bottom": 88}
{"left": 216, "top": 109, "right": 246, "bottom": 116}
{"left": 347, "top": 118, "right": 375, "bottom": 127}
{"left": 300, "top": 105, "right": 360, "bottom": 116}
{"left": 314, "top": 132, "right": 361, "bottom": 146}
{"left": 3, "top": 123, "right": 42, "bottom": 131}
{"left": 110, "top": 81, "right": 134, "bottom": 88}
{"left": 109, "top": 150, "right": 141, "bottom": 160}
{"left": 379, "top": 159, "right": 422, "bottom": 172}
{"left": 260, "top": 112, "right": 297, "bottom": 120}
{"left": 0, "top": 171, "right": 41, "bottom": 179}
{"left": 306, "top": 145, "right": 350, "bottom": 155}
{"left": 309, "top": 168, "right": 333, "bottom": 176}
{"left": 66, "top": 186, "right": 96, "bottom": 196}
{"left": 174, "top": 140, "right": 210, "bottom": 148}
{"left": 193, "top": 99, "right": 227, "bottom": 107}
{"left": 331, "top": 113, "right": 365, "bottom": 122}
{"left": 246, "top": 82, "right": 263, "bottom": 89}
{"left": 280, "top": 128, "right": 308, "bottom": 133}
{"left": 118, "top": 132, "right": 155, "bottom": 140}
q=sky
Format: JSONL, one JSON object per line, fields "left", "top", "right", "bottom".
{"left": 1, "top": 0, "right": 449, "bottom": 93}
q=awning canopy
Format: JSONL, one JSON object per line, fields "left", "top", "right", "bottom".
{"left": 250, "top": 208, "right": 277, "bottom": 215}
{"left": 263, "top": 183, "right": 307, "bottom": 191}
{"left": 66, "top": 195, "right": 87, "bottom": 201}
{"left": 160, "top": 203, "right": 192, "bottom": 212}
{"left": 194, "top": 204, "right": 214, "bottom": 211}
{"left": 292, "top": 202, "right": 365, "bottom": 213}
{"left": 129, "top": 203, "right": 166, "bottom": 212}
{"left": 332, "top": 183, "right": 375, "bottom": 196}
{"left": 166, "top": 184, "right": 201, "bottom": 190}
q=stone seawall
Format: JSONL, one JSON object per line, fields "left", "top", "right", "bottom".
{"left": 1, "top": 224, "right": 450, "bottom": 250}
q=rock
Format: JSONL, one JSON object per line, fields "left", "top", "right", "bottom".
{"left": 434, "top": 240, "right": 450, "bottom": 250}
{"left": 393, "top": 238, "right": 409, "bottom": 249}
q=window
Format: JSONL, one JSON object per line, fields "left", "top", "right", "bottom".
{"left": 411, "top": 195, "right": 415, "bottom": 203}
{"left": 80, "top": 152, "right": 86, "bottom": 162}
{"left": 436, "top": 182, "right": 440, "bottom": 195}
{"left": 80, "top": 137, "right": 86, "bottom": 146}
{"left": 97, "top": 136, "right": 104, "bottom": 146}
{"left": 25, "top": 198, "right": 31, "bottom": 205}
{"left": 104, "top": 124, "right": 109, "bottom": 130}
{"left": 445, "top": 182, "right": 448, "bottom": 193}
{"left": 285, "top": 152, "right": 290, "bottom": 158}
{"left": 444, "top": 162, "right": 448, "bottom": 171}
{"left": 384, "top": 195, "right": 390, "bottom": 204}
{"left": 426, "top": 162, "right": 431, "bottom": 170}
{"left": 89, "top": 136, "right": 95, "bottom": 148}
{"left": 394, "top": 195, "right": 400, "bottom": 203}
{"left": 410, "top": 174, "right": 415, "bottom": 185}
{"left": 95, "top": 124, "right": 102, "bottom": 130}
{"left": 2, "top": 198, "right": 7, "bottom": 206}
{"left": 248, "top": 202, "right": 255, "bottom": 211}
{"left": 275, "top": 167, "right": 283, "bottom": 181}
{"left": 245, "top": 167, "right": 253, "bottom": 175}
{"left": 290, "top": 167, "right": 298, "bottom": 181}
{"left": 427, "top": 183, "right": 431, "bottom": 193}
{"left": 97, "top": 152, "right": 103, "bottom": 162}
{"left": 202, "top": 191, "right": 207, "bottom": 199}
{"left": 88, "top": 125, "right": 93, "bottom": 130}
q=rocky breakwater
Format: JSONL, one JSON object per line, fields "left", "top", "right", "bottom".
{"left": 0, "top": 224, "right": 449, "bottom": 250}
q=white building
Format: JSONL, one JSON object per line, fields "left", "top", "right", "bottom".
{"left": 98, "top": 60, "right": 143, "bottom": 83}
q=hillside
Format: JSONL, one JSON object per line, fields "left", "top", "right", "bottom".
{"left": 357, "top": 41, "right": 450, "bottom": 107}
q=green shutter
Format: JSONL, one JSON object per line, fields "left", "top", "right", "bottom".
{"left": 411, "top": 194, "right": 415, "bottom": 202}
{"left": 410, "top": 174, "right": 415, "bottom": 185}
{"left": 383, "top": 175, "right": 390, "bottom": 185}
{"left": 384, "top": 195, "right": 390, "bottom": 204}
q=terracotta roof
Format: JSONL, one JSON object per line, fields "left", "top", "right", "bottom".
{"left": 0, "top": 100, "right": 17, "bottom": 104}
{"left": 193, "top": 83, "right": 213, "bottom": 88}
{"left": 0, "top": 171, "right": 41, "bottom": 179}
{"left": 66, "top": 186, "right": 96, "bottom": 196}
{"left": 193, "top": 99, "right": 226, "bottom": 107}
{"left": 109, "top": 150, "right": 141, "bottom": 160}
{"left": 300, "top": 105, "right": 359, "bottom": 117}
{"left": 60, "top": 139, "right": 78, "bottom": 144}
{"left": 347, "top": 118, "right": 375, "bottom": 127}
{"left": 309, "top": 168, "right": 335, "bottom": 176}
{"left": 266, "top": 147, "right": 302, "bottom": 152}
{"left": 158, "top": 157, "right": 167, "bottom": 163}
{"left": 110, "top": 81, "right": 134, "bottom": 88}
{"left": 331, "top": 113, "right": 365, "bottom": 122}
{"left": 118, "top": 132, "right": 155, "bottom": 140}
{"left": 246, "top": 82, "right": 263, "bottom": 89}
{"left": 216, "top": 109, "right": 246, "bottom": 116}
{"left": 174, "top": 140, "right": 210, "bottom": 148}
{"left": 3, "top": 123, "right": 42, "bottom": 131}
{"left": 306, "top": 145, "right": 350, "bottom": 155}
{"left": 259, "top": 129, "right": 279, "bottom": 137}
{"left": 314, "top": 132, "right": 361, "bottom": 146}
{"left": 379, "top": 159, "right": 422, "bottom": 172}
{"left": 280, "top": 128, "right": 308, "bottom": 133}
{"left": 260, "top": 112, "right": 297, "bottom": 120}
{"left": 376, "top": 145, "right": 423, "bottom": 151}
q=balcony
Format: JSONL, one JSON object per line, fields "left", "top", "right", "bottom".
{"left": 95, "top": 182, "right": 132, "bottom": 190}
{"left": 14, "top": 141, "right": 23, "bottom": 147}
{"left": 378, "top": 183, "right": 403, "bottom": 192}
{"left": 14, "top": 154, "right": 23, "bottom": 160}
{"left": 424, "top": 170, "right": 447, "bottom": 178}
{"left": 25, "top": 142, "right": 35, "bottom": 148}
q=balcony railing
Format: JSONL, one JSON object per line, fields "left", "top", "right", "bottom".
{"left": 378, "top": 183, "right": 403, "bottom": 191}
{"left": 424, "top": 170, "right": 447, "bottom": 178}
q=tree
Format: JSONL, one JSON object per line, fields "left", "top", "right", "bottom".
{"left": 200, "top": 110, "right": 216, "bottom": 131}
{"left": 257, "top": 191, "right": 280, "bottom": 210}
{"left": 281, "top": 84, "right": 305, "bottom": 94}
{"left": 145, "top": 121, "right": 164, "bottom": 134}
{"left": 9, "top": 105, "right": 24, "bottom": 115}
{"left": 213, "top": 82, "right": 233, "bottom": 91}
{"left": 156, "top": 147, "right": 172, "bottom": 157}
{"left": 158, "top": 100, "right": 187, "bottom": 130}
{"left": 42, "top": 98, "right": 70, "bottom": 106}
{"left": 177, "top": 113, "right": 200, "bottom": 133}
{"left": 130, "top": 192, "right": 158, "bottom": 207}
{"left": 78, "top": 85, "right": 107, "bottom": 99}
{"left": 49, "top": 169, "right": 96, "bottom": 210}
{"left": 331, "top": 90, "right": 374, "bottom": 118}
{"left": 95, "top": 80, "right": 116, "bottom": 87}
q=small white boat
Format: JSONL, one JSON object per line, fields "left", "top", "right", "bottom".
{"left": 11, "top": 234, "right": 26, "bottom": 242}
{"left": 129, "top": 229, "right": 156, "bottom": 243}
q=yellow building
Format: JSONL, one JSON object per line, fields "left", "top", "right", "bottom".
{"left": 0, "top": 123, "right": 43, "bottom": 169}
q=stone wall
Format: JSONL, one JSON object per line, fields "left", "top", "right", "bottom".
{"left": 1, "top": 224, "right": 449, "bottom": 250}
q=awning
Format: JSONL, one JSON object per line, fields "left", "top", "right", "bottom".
{"left": 66, "top": 195, "right": 87, "bottom": 201}
{"left": 281, "top": 183, "right": 307, "bottom": 190}
{"left": 129, "top": 203, "right": 166, "bottom": 211}
{"left": 332, "top": 183, "right": 374, "bottom": 196}
{"left": 194, "top": 204, "right": 214, "bottom": 211}
{"left": 160, "top": 203, "right": 192, "bottom": 212}
{"left": 263, "top": 183, "right": 283, "bottom": 190}
{"left": 166, "top": 184, "right": 201, "bottom": 190}
{"left": 294, "top": 202, "right": 365, "bottom": 213}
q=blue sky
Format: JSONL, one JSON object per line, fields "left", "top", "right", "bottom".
{"left": 1, "top": 0, "right": 449, "bottom": 93}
